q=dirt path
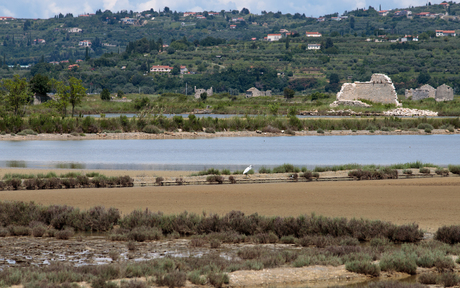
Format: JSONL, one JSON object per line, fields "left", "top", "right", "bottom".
{"left": 1, "top": 177, "right": 459, "bottom": 232}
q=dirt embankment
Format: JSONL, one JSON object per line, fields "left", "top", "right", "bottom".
{"left": 0, "top": 128, "right": 458, "bottom": 141}
{"left": 1, "top": 177, "right": 459, "bottom": 233}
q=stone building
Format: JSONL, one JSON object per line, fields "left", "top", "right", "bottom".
{"left": 245, "top": 87, "right": 272, "bottom": 98}
{"left": 405, "top": 84, "right": 453, "bottom": 102}
{"left": 336, "top": 74, "right": 401, "bottom": 106}
{"left": 194, "top": 86, "right": 213, "bottom": 99}
{"left": 405, "top": 84, "right": 436, "bottom": 100}
{"left": 32, "top": 94, "right": 53, "bottom": 105}
{"left": 435, "top": 84, "right": 454, "bottom": 101}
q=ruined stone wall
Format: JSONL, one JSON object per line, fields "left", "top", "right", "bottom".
{"left": 435, "top": 84, "right": 454, "bottom": 102}
{"left": 194, "top": 87, "right": 213, "bottom": 99}
{"left": 336, "top": 74, "right": 400, "bottom": 106}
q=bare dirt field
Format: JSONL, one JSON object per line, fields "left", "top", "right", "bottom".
{"left": 1, "top": 176, "right": 459, "bottom": 232}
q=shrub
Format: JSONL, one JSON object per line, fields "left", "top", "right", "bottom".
{"left": 290, "top": 173, "right": 298, "bottom": 181}
{"left": 206, "top": 175, "right": 224, "bottom": 184}
{"left": 302, "top": 171, "right": 312, "bottom": 181}
{"left": 109, "top": 251, "right": 120, "bottom": 261}
{"left": 32, "top": 225, "right": 47, "bottom": 237}
{"left": 188, "top": 271, "right": 207, "bottom": 285}
{"left": 142, "top": 125, "right": 162, "bottom": 134}
{"left": 419, "top": 168, "right": 431, "bottom": 174}
{"left": 435, "top": 225, "right": 460, "bottom": 244}
{"left": 24, "top": 178, "right": 36, "bottom": 190}
{"left": 424, "top": 128, "right": 432, "bottom": 133}
{"left": 417, "top": 123, "right": 433, "bottom": 130}
{"left": 221, "top": 169, "right": 231, "bottom": 175}
{"left": 436, "top": 168, "right": 449, "bottom": 177}
{"left": 0, "top": 227, "right": 8, "bottom": 237}
{"left": 237, "top": 247, "right": 263, "bottom": 259}
{"left": 8, "top": 225, "right": 31, "bottom": 236}
{"left": 76, "top": 175, "right": 90, "bottom": 187}
{"left": 434, "top": 257, "right": 455, "bottom": 272}
{"left": 55, "top": 228, "right": 75, "bottom": 240}
{"left": 127, "top": 241, "right": 136, "bottom": 251}
{"left": 175, "top": 178, "right": 184, "bottom": 185}
{"left": 129, "top": 226, "right": 162, "bottom": 242}
{"left": 155, "top": 177, "right": 164, "bottom": 186}
{"left": 379, "top": 251, "right": 417, "bottom": 274}
{"left": 8, "top": 178, "right": 22, "bottom": 190}
{"left": 402, "top": 169, "right": 413, "bottom": 175}
{"left": 262, "top": 125, "right": 280, "bottom": 133}
{"left": 389, "top": 223, "right": 423, "bottom": 243}
{"left": 156, "top": 271, "right": 186, "bottom": 288}
{"left": 273, "top": 163, "right": 300, "bottom": 173}
{"left": 448, "top": 165, "right": 460, "bottom": 175}
{"left": 210, "top": 239, "right": 221, "bottom": 248}
{"left": 418, "top": 273, "right": 437, "bottom": 284}
{"left": 207, "top": 272, "right": 229, "bottom": 288}
{"left": 437, "top": 272, "right": 459, "bottom": 287}
{"left": 228, "top": 176, "right": 236, "bottom": 184}
{"left": 190, "top": 237, "right": 207, "bottom": 247}
{"left": 281, "top": 235, "right": 297, "bottom": 244}
{"left": 312, "top": 172, "right": 320, "bottom": 179}
{"left": 345, "top": 260, "right": 380, "bottom": 277}
{"left": 317, "top": 128, "right": 324, "bottom": 134}
{"left": 258, "top": 166, "right": 272, "bottom": 174}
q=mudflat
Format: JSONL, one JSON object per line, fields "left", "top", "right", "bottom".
{"left": 1, "top": 177, "right": 459, "bottom": 232}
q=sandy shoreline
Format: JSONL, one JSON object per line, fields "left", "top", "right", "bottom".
{"left": 0, "top": 128, "right": 458, "bottom": 141}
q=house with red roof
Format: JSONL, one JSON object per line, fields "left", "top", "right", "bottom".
{"left": 306, "top": 31, "right": 322, "bottom": 37}
{"left": 150, "top": 65, "right": 173, "bottom": 73}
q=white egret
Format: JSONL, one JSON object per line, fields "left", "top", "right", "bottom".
{"left": 243, "top": 165, "right": 252, "bottom": 177}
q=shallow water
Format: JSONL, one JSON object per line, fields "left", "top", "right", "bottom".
{"left": 0, "top": 135, "right": 459, "bottom": 170}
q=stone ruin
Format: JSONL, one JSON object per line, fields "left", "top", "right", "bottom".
{"left": 194, "top": 86, "right": 213, "bottom": 99}
{"left": 405, "top": 84, "right": 453, "bottom": 102}
{"left": 333, "top": 74, "right": 401, "bottom": 106}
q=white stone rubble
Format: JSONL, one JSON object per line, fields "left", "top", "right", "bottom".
{"left": 383, "top": 108, "right": 438, "bottom": 117}
{"left": 329, "top": 100, "right": 372, "bottom": 108}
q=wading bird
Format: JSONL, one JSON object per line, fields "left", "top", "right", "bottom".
{"left": 243, "top": 165, "right": 252, "bottom": 178}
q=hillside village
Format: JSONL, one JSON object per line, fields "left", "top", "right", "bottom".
{"left": 1, "top": 2, "right": 460, "bottom": 97}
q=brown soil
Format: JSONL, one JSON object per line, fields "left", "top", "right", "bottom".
{"left": 1, "top": 177, "right": 459, "bottom": 232}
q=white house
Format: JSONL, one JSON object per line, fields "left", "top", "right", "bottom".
{"left": 267, "top": 34, "right": 282, "bottom": 41}
{"left": 180, "top": 66, "right": 188, "bottom": 74}
{"left": 306, "top": 31, "right": 322, "bottom": 37}
{"left": 436, "top": 30, "right": 456, "bottom": 37}
{"left": 68, "top": 28, "right": 82, "bottom": 33}
{"left": 78, "top": 40, "right": 91, "bottom": 46}
{"left": 150, "top": 65, "right": 172, "bottom": 73}
{"left": 307, "top": 44, "right": 321, "bottom": 50}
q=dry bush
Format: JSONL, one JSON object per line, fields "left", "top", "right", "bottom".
{"left": 190, "top": 237, "right": 207, "bottom": 247}
{"left": 207, "top": 272, "right": 229, "bottom": 288}
{"left": 61, "top": 178, "right": 77, "bottom": 188}
{"left": 175, "top": 178, "right": 184, "bottom": 185}
{"left": 437, "top": 272, "right": 460, "bottom": 287}
{"left": 128, "top": 226, "right": 162, "bottom": 242}
{"left": 290, "top": 173, "right": 298, "bottom": 181}
{"left": 0, "top": 227, "right": 8, "bottom": 237}
{"left": 210, "top": 239, "right": 221, "bottom": 248}
{"left": 262, "top": 125, "right": 280, "bottom": 133}
{"left": 155, "top": 271, "right": 186, "bottom": 288}
{"left": 302, "top": 171, "right": 312, "bottom": 181}
{"left": 109, "top": 251, "right": 120, "bottom": 261}
{"left": 7, "top": 225, "right": 31, "bottom": 236}
{"left": 206, "top": 175, "right": 224, "bottom": 184}
{"left": 127, "top": 241, "right": 136, "bottom": 251}
{"left": 228, "top": 176, "right": 236, "bottom": 184}
{"left": 155, "top": 177, "right": 164, "bottom": 186}
{"left": 418, "top": 273, "right": 437, "bottom": 285}
{"left": 435, "top": 225, "right": 460, "bottom": 244}
{"left": 237, "top": 247, "right": 263, "bottom": 259}
{"left": 76, "top": 175, "right": 90, "bottom": 187}
{"left": 47, "top": 177, "right": 61, "bottom": 189}
{"left": 55, "top": 228, "right": 74, "bottom": 240}
{"left": 24, "top": 178, "right": 36, "bottom": 190}
{"left": 32, "top": 225, "right": 47, "bottom": 237}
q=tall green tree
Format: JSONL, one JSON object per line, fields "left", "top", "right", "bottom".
{"left": 30, "top": 74, "right": 51, "bottom": 96}
{"left": 51, "top": 77, "right": 87, "bottom": 117}
{"left": 1, "top": 75, "right": 32, "bottom": 116}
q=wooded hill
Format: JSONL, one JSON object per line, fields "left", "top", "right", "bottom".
{"left": 1, "top": 3, "right": 460, "bottom": 95}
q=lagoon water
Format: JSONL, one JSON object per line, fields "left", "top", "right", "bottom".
{"left": 0, "top": 135, "right": 459, "bottom": 170}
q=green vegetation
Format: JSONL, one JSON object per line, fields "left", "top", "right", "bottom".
{"left": 1, "top": 113, "right": 459, "bottom": 134}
